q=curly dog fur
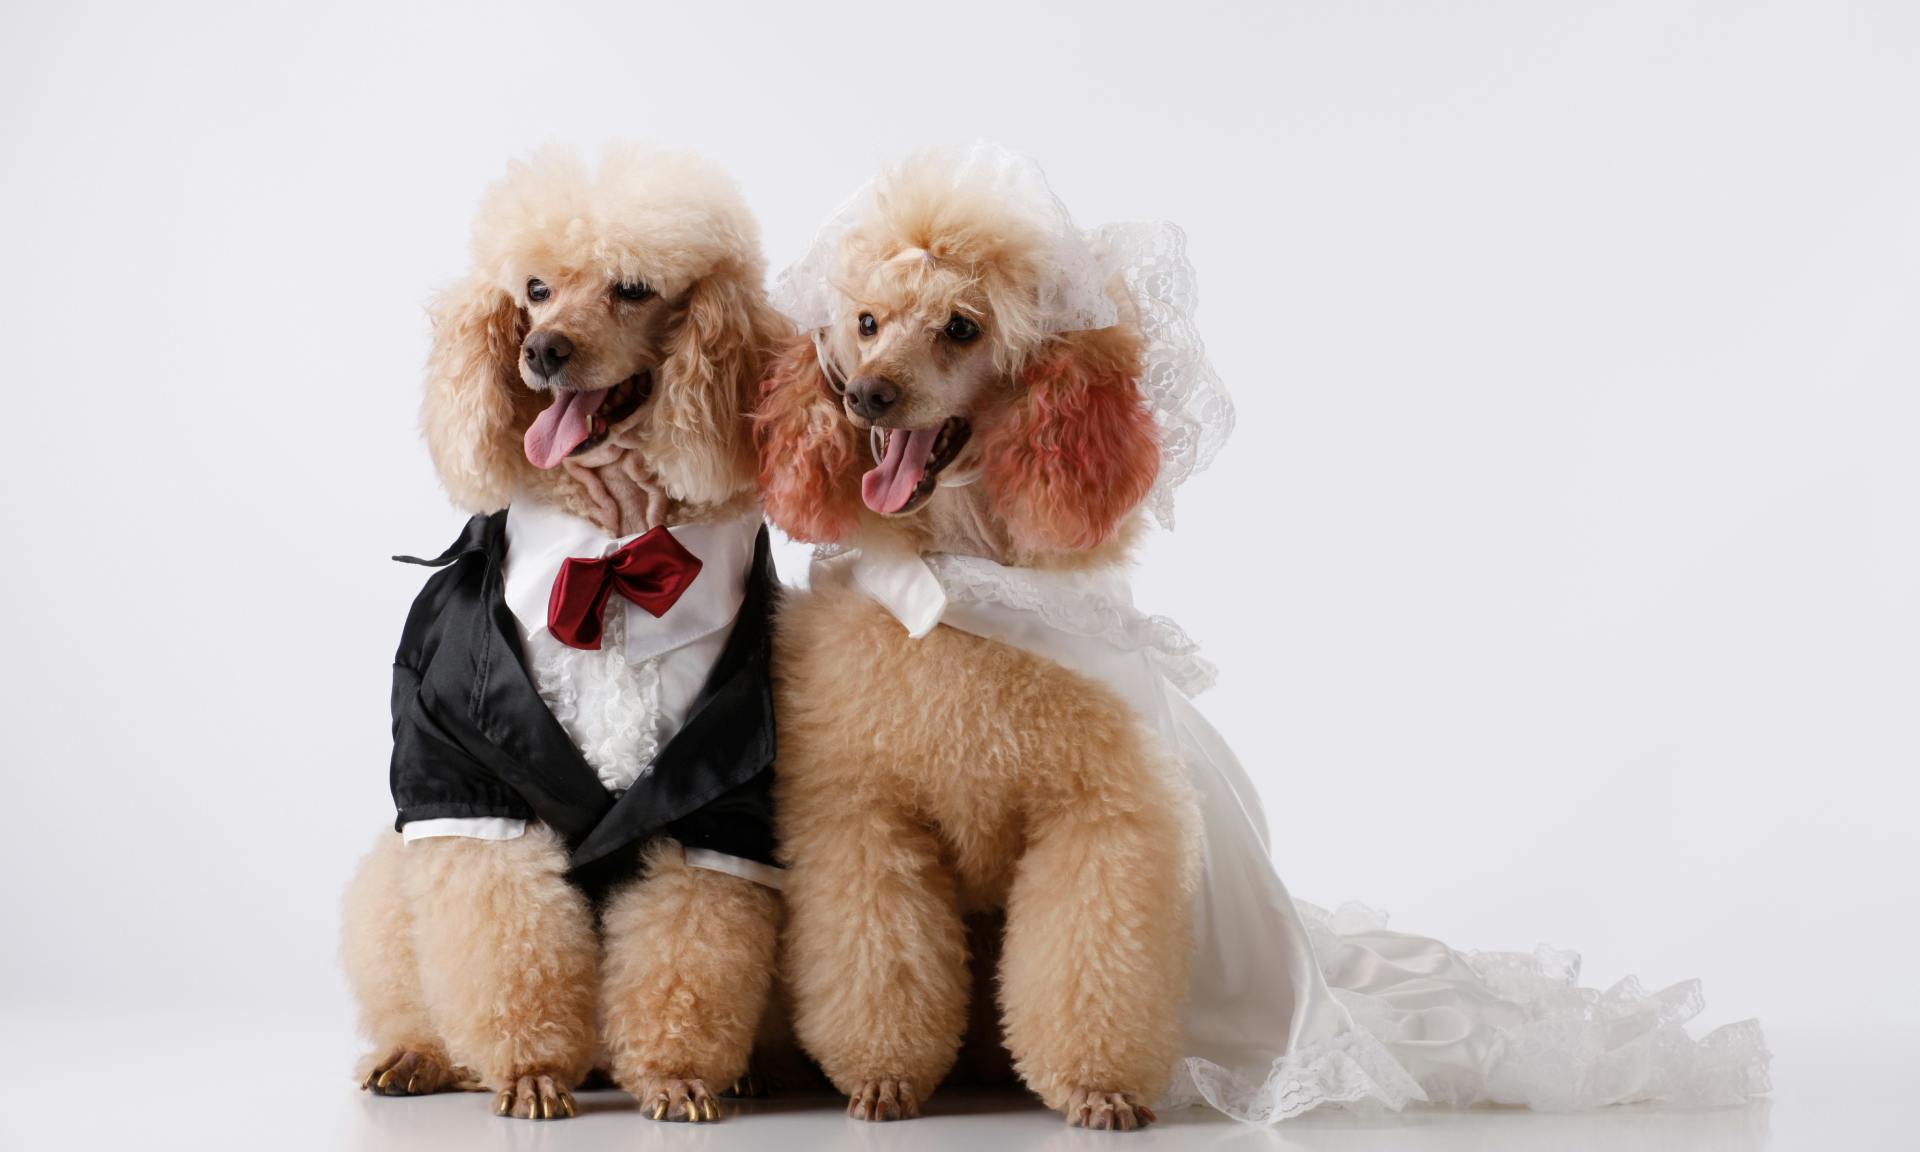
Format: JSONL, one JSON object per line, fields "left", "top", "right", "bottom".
{"left": 341, "top": 144, "right": 789, "bottom": 1122}
{"left": 756, "top": 152, "right": 1198, "bottom": 1130}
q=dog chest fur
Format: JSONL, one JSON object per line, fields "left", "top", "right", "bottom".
{"left": 773, "top": 576, "right": 1187, "bottom": 909}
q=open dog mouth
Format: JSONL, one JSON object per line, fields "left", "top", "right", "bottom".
{"left": 522, "top": 370, "right": 653, "bottom": 469}
{"left": 861, "top": 417, "right": 971, "bottom": 515}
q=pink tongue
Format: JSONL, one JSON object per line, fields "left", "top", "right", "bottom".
{"left": 861, "top": 427, "right": 941, "bottom": 514}
{"left": 523, "top": 388, "right": 610, "bottom": 469}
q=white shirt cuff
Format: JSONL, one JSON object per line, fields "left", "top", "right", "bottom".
{"left": 683, "top": 846, "right": 785, "bottom": 890}
{"left": 396, "top": 824, "right": 781, "bottom": 892}
{"left": 402, "top": 816, "right": 529, "bottom": 843}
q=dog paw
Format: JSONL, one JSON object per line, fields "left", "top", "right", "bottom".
{"left": 359, "top": 1048, "right": 478, "bottom": 1096}
{"left": 719, "top": 1072, "right": 770, "bottom": 1099}
{"left": 491, "top": 1073, "right": 576, "bottom": 1120}
{"left": 847, "top": 1078, "right": 920, "bottom": 1122}
{"left": 638, "top": 1077, "right": 721, "bottom": 1122}
{"left": 1065, "top": 1088, "right": 1155, "bottom": 1131}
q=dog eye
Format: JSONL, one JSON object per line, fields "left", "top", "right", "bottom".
{"left": 614, "top": 281, "right": 655, "bottom": 302}
{"left": 943, "top": 315, "right": 980, "bottom": 342}
{"left": 857, "top": 312, "right": 877, "bottom": 337}
{"left": 526, "top": 278, "right": 551, "bottom": 303}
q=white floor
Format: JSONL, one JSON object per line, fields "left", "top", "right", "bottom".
{"left": 3, "top": 1011, "right": 1906, "bottom": 1151}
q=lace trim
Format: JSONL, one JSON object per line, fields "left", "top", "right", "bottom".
{"left": 1093, "top": 221, "right": 1233, "bottom": 529}
{"left": 529, "top": 604, "right": 661, "bottom": 793}
{"left": 1165, "top": 1025, "right": 1427, "bottom": 1124}
{"left": 1299, "top": 902, "right": 1773, "bottom": 1113}
{"left": 924, "top": 553, "right": 1217, "bottom": 696}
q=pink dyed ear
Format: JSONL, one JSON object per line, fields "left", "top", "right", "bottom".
{"left": 983, "top": 338, "right": 1161, "bottom": 554}
{"left": 753, "top": 336, "right": 866, "bottom": 544}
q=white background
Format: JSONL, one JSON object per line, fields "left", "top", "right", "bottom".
{"left": 3, "top": 2, "right": 1915, "bottom": 1148}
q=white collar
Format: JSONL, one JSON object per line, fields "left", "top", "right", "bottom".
{"left": 821, "top": 544, "right": 1135, "bottom": 638}
{"left": 817, "top": 544, "right": 1217, "bottom": 698}
{"left": 833, "top": 539, "right": 951, "bottom": 639}
{"left": 504, "top": 497, "right": 761, "bottom": 666}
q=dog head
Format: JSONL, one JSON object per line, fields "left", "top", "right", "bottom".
{"left": 423, "top": 145, "right": 786, "bottom": 521}
{"left": 756, "top": 152, "right": 1160, "bottom": 558}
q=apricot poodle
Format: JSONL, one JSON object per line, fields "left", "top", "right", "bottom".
{"left": 341, "top": 144, "right": 791, "bottom": 1123}
{"left": 756, "top": 152, "right": 1199, "bottom": 1130}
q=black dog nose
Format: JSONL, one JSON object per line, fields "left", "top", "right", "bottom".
{"left": 524, "top": 331, "right": 574, "bottom": 378}
{"left": 844, "top": 375, "right": 901, "bottom": 422}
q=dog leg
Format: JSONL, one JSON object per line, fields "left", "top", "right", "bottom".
{"left": 402, "top": 824, "right": 598, "bottom": 1120}
{"left": 998, "top": 768, "right": 1195, "bottom": 1129}
{"left": 599, "top": 842, "right": 780, "bottom": 1123}
{"left": 780, "top": 787, "right": 969, "bottom": 1119}
{"left": 342, "top": 831, "right": 479, "bottom": 1095}
{"left": 721, "top": 973, "right": 825, "bottom": 1098}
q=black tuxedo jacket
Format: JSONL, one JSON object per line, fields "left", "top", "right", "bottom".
{"left": 388, "top": 511, "right": 777, "bottom": 890}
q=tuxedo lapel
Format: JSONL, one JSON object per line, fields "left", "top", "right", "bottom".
{"left": 464, "top": 513, "right": 617, "bottom": 845}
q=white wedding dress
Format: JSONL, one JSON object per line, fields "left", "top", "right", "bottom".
{"left": 820, "top": 545, "right": 1771, "bottom": 1124}
{"left": 778, "top": 142, "right": 1770, "bottom": 1123}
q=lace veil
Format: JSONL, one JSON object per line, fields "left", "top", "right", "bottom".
{"left": 770, "top": 142, "right": 1234, "bottom": 528}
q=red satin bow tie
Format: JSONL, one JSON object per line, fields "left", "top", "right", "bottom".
{"left": 546, "top": 528, "right": 703, "bottom": 651}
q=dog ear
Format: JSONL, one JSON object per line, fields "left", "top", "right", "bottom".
{"left": 982, "top": 325, "right": 1161, "bottom": 554}
{"left": 753, "top": 333, "right": 866, "bottom": 544}
{"left": 651, "top": 265, "right": 778, "bottom": 503}
{"left": 422, "top": 275, "right": 532, "bottom": 513}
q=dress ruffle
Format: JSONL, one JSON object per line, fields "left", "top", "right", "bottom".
{"left": 1166, "top": 1025, "right": 1427, "bottom": 1123}
{"left": 1165, "top": 902, "right": 1770, "bottom": 1124}
{"left": 1293, "top": 901, "right": 1772, "bottom": 1116}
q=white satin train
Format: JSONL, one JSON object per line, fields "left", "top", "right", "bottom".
{"left": 821, "top": 545, "right": 1772, "bottom": 1124}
